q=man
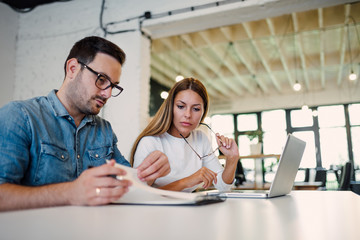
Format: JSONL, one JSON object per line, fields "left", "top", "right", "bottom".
{"left": 0, "top": 36, "right": 170, "bottom": 211}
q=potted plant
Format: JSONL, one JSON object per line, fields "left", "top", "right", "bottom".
{"left": 246, "top": 130, "right": 263, "bottom": 155}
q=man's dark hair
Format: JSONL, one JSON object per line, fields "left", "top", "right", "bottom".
{"left": 64, "top": 36, "right": 126, "bottom": 75}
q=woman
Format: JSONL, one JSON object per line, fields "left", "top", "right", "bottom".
{"left": 130, "top": 77, "right": 239, "bottom": 192}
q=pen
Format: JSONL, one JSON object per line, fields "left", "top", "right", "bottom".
{"left": 88, "top": 164, "right": 121, "bottom": 179}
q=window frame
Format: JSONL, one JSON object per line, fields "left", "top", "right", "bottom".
{"left": 211, "top": 102, "right": 359, "bottom": 181}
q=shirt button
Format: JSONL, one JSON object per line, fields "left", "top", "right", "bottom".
{"left": 61, "top": 155, "right": 65, "bottom": 159}
{"left": 68, "top": 117, "right": 71, "bottom": 121}
{"left": 77, "top": 155, "right": 80, "bottom": 159}
{"left": 95, "top": 154, "right": 99, "bottom": 158}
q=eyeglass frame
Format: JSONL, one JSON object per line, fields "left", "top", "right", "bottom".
{"left": 178, "top": 123, "right": 223, "bottom": 160}
{"left": 77, "top": 60, "right": 124, "bottom": 97}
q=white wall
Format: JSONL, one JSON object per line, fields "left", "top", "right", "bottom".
{"left": 0, "top": 3, "right": 18, "bottom": 107}
{"left": 0, "top": 0, "right": 218, "bottom": 160}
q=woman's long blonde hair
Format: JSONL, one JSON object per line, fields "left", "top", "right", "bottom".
{"left": 130, "top": 77, "right": 209, "bottom": 166}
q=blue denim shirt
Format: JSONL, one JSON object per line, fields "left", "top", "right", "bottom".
{"left": 0, "top": 90, "right": 130, "bottom": 186}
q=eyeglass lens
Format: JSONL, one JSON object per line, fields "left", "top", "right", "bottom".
{"left": 95, "top": 77, "right": 122, "bottom": 97}
{"left": 78, "top": 60, "right": 123, "bottom": 97}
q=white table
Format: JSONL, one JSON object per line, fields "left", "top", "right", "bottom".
{"left": 0, "top": 191, "right": 359, "bottom": 240}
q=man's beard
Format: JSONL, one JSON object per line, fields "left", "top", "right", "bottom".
{"left": 84, "top": 95, "right": 108, "bottom": 115}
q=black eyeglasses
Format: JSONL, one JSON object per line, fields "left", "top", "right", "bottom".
{"left": 179, "top": 123, "right": 223, "bottom": 160}
{"left": 78, "top": 61, "right": 124, "bottom": 97}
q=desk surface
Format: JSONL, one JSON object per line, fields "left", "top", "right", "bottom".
{"left": 0, "top": 191, "right": 359, "bottom": 240}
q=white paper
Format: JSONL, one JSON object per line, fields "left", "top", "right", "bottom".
{"left": 111, "top": 162, "right": 208, "bottom": 205}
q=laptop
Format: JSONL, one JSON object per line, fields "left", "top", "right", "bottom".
{"left": 208, "top": 134, "right": 306, "bottom": 198}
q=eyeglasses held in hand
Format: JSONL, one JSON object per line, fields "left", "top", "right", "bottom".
{"left": 179, "top": 123, "right": 223, "bottom": 160}
{"left": 78, "top": 61, "right": 124, "bottom": 97}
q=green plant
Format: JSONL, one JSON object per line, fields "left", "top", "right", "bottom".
{"left": 246, "top": 130, "right": 263, "bottom": 142}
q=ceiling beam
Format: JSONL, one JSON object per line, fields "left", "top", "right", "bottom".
{"left": 199, "top": 30, "right": 256, "bottom": 94}
{"left": 179, "top": 35, "right": 233, "bottom": 98}
{"left": 242, "top": 22, "right": 282, "bottom": 92}
{"left": 292, "top": 12, "right": 310, "bottom": 90}
{"left": 183, "top": 33, "right": 243, "bottom": 98}
{"left": 226, "top": 34, "right": 269, "bottom": 93}
{"left": 150, "top": 67, "right": 175, "bottom": 88}
{"left": 218, "top": 27, "right": 258, "bottom": 94}
{"left": 337, "top": 4, "right": 351, "bottom": 86}
{"left": 143, "top": 0, "right": 354, "bottom": 39}
{"left": 266, "top": 17, "right": 294, "bottom": 89}
{"left": 151, "top": 54, "right": 178, "bottom": 81}
{"left": 318, "top": 8, "right": 326, "bottom": 89}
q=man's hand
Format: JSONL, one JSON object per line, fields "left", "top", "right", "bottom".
{"left": 68, "top": 159, "right": 132, "bottom": 206}
{"left": 136, "top": 151, "right": 170, "bottom": 184}
{"left": 0, "top": 160, "right": 132, "bottom": 211}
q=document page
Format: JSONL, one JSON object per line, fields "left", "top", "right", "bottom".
{"left": 111, "top": 162, "right": 224, "bottom": 205}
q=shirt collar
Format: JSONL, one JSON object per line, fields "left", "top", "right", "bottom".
{"left": 47, "top": 89, "right": 95, "bottom": 124}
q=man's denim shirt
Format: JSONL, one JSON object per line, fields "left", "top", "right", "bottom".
{"left": 0, "top": 90, "right": 130, "bottom": 186}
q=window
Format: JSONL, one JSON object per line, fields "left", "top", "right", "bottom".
{"left": 349, "top": 104, "right": 360, "bottom": 180}
{"left": 211, "top": 114, "right": 234, "bottom": 136}
{"left": 237, "top": 114, "right": 258, "bottom": 156}
{"left": 349, "top": 103, "right": 360, "bottom": 125}
{"left": 262, "top": 110, "right": 287, "bottom": 155}
{"left": 351, "top": 127, "right": 360, "bottom": 180}
{"left": 318, "top": 105, "right": 345, "bottom": 128}
{"left": 261, "top": 110, "right": 287, "bottom": 182}
{"left": 210, "top": 102, "right": 359, "bottom": 183}
{"left": 236, "top": 113, "right": 259, "bottom": 182}
{"left": 291, "top": 109, "right": 313, "bottom": 127}
{"left": 210, "top": 114, "right": 234, "bottom": 158}
{"left": 237, "top": 114, "right": 258, "bottom": 131}
{"left": 289, "top": 108, "right": 317, "bottom": 168}
{"left": 293, "top": 131, "right": 316, "bottom": 168}
{"left": 318, "top": 105, "right": 348, "bottom": 168}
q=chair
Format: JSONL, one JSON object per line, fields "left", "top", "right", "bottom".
{"left": 338, "top": 162, "right": 353, "bottom": 191}
{"left": 234, "top": 160, "right": 246, "bottom": 186}
{"left": 314, "top": 168, "right": 327, "bottom": 189}
{"left": 304, "top": 168, "right": 310, "bottom": 182}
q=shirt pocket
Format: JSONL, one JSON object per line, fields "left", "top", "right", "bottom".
{"left": 88, "top": 146, "right": 114, "bottom": 167}
{"left": 34, "top": 143, "right": 71, "bottom": 185}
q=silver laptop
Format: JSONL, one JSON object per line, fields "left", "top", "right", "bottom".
{"left": 210, "top": 134, "right": 306, "bottom": 198}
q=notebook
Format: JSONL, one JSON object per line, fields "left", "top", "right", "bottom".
{"left": 208, "top": 134, "right": 306, "bottom": 199}
{"left": 110, "top": 162, "right": 225, "bottom": 205}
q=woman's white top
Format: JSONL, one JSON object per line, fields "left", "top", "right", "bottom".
{"left": 133, "top": 129, "right": 233, "bottom": 192}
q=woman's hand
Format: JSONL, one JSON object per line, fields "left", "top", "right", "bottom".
{"left": 216, "top": 134, "right": 240, "bottom": 164}
{"left": 136, "top": 150, "right": 171, "bottom": 185}
{"left": 185, "top": 167, "right": 217, "bottom": 189}
{"left": 214, "top": 134, "right": 239, "bottom": 184}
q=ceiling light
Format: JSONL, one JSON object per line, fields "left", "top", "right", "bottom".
{"left": 293, "top": 81, "right": 301, "bottom": 91}
{"left": 301, "top": 104, "right": 309, "bottom": 111}
{"left": 160, "top": 91, "right": 169, "bottom": 99}
{"left": 349, "top": 70, "right": 357, "bottom": 81}
{"left": 312, "top": 110, "right": 318, "bottom": 117}
{"left": 175, "top": 75, "right": 184, "bottom": 82}
{"left": 346, "top": 21, "right": 357, "bottom": 82}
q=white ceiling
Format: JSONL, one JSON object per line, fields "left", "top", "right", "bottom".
{"left": 149, "top": 1, "right": 360, "bottom": 108}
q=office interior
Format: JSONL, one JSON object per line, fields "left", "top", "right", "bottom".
{"left": 0, "top": 0, "right": 360, "bottom": 195}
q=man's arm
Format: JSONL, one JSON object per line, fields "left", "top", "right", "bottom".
{"left": 0, "top": 160, "right": 131, "bottom": 212}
